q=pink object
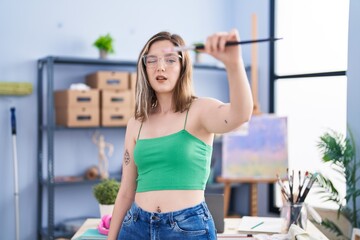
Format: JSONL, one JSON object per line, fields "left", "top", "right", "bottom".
{"left": 98, "top": 214, "right": 112, "bottom": 235}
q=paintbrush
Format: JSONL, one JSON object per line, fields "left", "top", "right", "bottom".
{"left": 296, "top": 171, "right": 309, "bottom": 203}
{"left": 276, "top": 174, "right": 290, "bottom": 201}
{"left": 163, "top": 37, "right": 282, "bottom": 52}
{"left": 298, "top": 173, "right": 318, "bottom": 203}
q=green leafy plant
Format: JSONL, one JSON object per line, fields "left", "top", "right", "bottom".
{"left": 315, "top": 129, "right": 359, "bottom": 239}
{"left": 93, "top": 179, "right": 120, "bottom": 205}
{"left": 93, "top": 33, "right": 115, "bottom": 54}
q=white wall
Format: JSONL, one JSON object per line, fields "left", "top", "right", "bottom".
{"left": 0, "top": 0, "right": 268, "bottom": 239}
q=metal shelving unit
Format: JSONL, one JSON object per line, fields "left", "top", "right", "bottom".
{"left": 37, "top": 56, "right": 227, "bottom": 240}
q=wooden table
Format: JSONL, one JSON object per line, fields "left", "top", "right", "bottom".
{"left": 217, "top": 177, "right": 279, "bottom": 217}
{"left": 72, "top": 218, "right": 329, "bottom": 239}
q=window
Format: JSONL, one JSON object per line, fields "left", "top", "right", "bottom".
{"left": 271, "top": 0, "right": 349, "bottom": 209}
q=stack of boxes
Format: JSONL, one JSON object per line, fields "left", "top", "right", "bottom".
{"left": 54, "top": 71, "right": 136, "bottom": 127}
{"left": 86, "top": 71, "right": 134, "bottom": 127}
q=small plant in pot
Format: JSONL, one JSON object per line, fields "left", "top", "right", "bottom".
{"left": 93, "top": 33, "right": 115, "bottom": 59}
{"left": 93, "top": 178, "right": 120, "bottom": 217}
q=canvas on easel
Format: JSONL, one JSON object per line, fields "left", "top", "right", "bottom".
{"left": 222, "top": 114, "right": 288, "bottom": 179}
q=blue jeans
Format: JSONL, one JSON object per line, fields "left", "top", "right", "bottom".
{"left": 118, "top": 201, "right": 217, "bottom": 240}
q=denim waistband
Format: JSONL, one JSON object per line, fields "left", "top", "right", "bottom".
{"left": 129, "top": 201, "right": 211, "bottom": 224}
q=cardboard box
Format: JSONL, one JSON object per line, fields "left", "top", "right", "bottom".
{"left": 56, "top": 107, "right": 99, "bottom": 127}
{"left": 129, "top": 72, "right": 137, "bottom": 90}
{"left": 86, "top": 71, "right": 129, "bottom": 90}
{"left": 129, "top": 72, "right": 136, "bottom": 107}
{"left": 101, "top": 90, "right": 132, "bottom": 109}
{"left": 54, "top": 90, "right": 99, "bottom": 108}
{"left": 101, "top": 108, "right": 132, "bottom": 127}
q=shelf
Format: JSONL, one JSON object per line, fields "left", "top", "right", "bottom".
{"left": 38, "top": 56, "right": 137, "bottom": 67}
{"left": 40, "top": 125, "right": 126, "bottom": 131}
{"left": 42, "top": 175, "right": 121, "bottom": 186}
{"left": 38, "top": 56, "right": 228, "bottom": 71}
{"left": 43, "top": 177, "right": 100, "bottom": 186}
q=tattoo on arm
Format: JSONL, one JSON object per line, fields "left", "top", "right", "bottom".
{"left": 217, "top": 105, "right": 228, "bottom": 123}
{"left": 124, "top": 150, "right": 130, "bottom": 166}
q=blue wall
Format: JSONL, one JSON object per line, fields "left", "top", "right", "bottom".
{"left": 347, "top": 0, "right": 360, "bottom": 218}
{"left": 0, "top": 0, "right": 271, "bottom": 239}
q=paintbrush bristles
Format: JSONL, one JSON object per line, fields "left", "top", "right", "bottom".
{"left": 277, "top": 170, "right": 317, "bottom": 204}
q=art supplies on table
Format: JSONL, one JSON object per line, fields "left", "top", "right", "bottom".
{"left": 276, "top": 170, "right": 320, "bottom": 230}
{"left": 238, "top": 216, "right": 284, "bottom": 234}
{"left": 277, "top": 170, "right": 318, "bottom": 204}
{"left": 73, "top": 228, "right": 107, "bottom": 240}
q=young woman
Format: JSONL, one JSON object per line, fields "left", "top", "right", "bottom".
{"left": 108, "top": 29, "right": 253, "bottom": 240}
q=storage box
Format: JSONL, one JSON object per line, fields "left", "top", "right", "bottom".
{"left": 54, "top": 90, "right": 99, "bottom": 108}
{"left": 101, "top": 108, "right": 132, "bottom": 127}
{"left": 101, "top": 90, "right": 132, "bottom": 109}
{"left": 129, "top": 72, "right": 137, "bottom": 90}
{"left": 86, "top": 71, "right": 129, "bottom": 90}
{"left": 55, "top": 107, "right": 99, "bottom": 127}
{"left": 129, "top": 72, "right": 137, "bottom": 107}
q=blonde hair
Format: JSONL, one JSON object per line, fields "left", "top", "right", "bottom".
{"left": 134, "top": 31, "right": 196, "bottom": 121}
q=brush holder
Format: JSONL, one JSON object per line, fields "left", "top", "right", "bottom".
{"left": 281, "top": 202, "right": 307, "bottom": 232}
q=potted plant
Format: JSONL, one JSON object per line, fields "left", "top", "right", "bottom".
{"left": 93, "top": 33, "right": 115, "bottom": 59}
{"left": 93, "top": 178, "right": 120, "bottom": 217}
{"left": 315, "top": 129, "right": 359, "bottom": 239}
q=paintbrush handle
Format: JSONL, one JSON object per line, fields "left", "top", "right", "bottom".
{"left": 298, "top": 177, "right": 316, "bottom": 202}
{"left": 194, "top": 37, "right": 282, "bottom": 50}
{"left": 298, "top": 187, "right": 310, "bottom": 203}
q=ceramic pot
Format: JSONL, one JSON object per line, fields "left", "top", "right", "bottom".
{"left": 99, "top": 50, "right": 108, "bottom": 59}
{"left": 99, "top": 204, "right": 114, "bottom": 217}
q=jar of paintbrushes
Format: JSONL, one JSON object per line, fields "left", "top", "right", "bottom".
{"left": 281, "top": 201, "right": 307, "bottom": 231}
{"left": 277, "top": 170, "right": 318, "bottom": 232}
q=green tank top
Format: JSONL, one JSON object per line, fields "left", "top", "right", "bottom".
{"left": 134, "top": 109, "right": 213, "bottom": 192}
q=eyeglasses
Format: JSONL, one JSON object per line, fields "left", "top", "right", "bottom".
{"left": 143, "top": 54, "right": 182, "bottom": 68}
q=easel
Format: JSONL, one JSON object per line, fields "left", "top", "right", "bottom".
{"left": 251, "top": 13, "right": 262, "bottom": 116}
{"left": 217, "top": 177, "right": 279, "bottom": 217}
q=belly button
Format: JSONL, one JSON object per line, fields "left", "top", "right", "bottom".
{"left": 157, "top": 206, "right": 161, "bottom": 213}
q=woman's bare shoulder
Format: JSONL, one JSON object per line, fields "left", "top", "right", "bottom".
{"left": 127, "top": 116, "right": 140, "bottom": 127}
{"left": 125, "top": 117, "right": 143, "bottom": 138}
{"left": 191, "top": 97, "right": 224, "bottom": 110}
